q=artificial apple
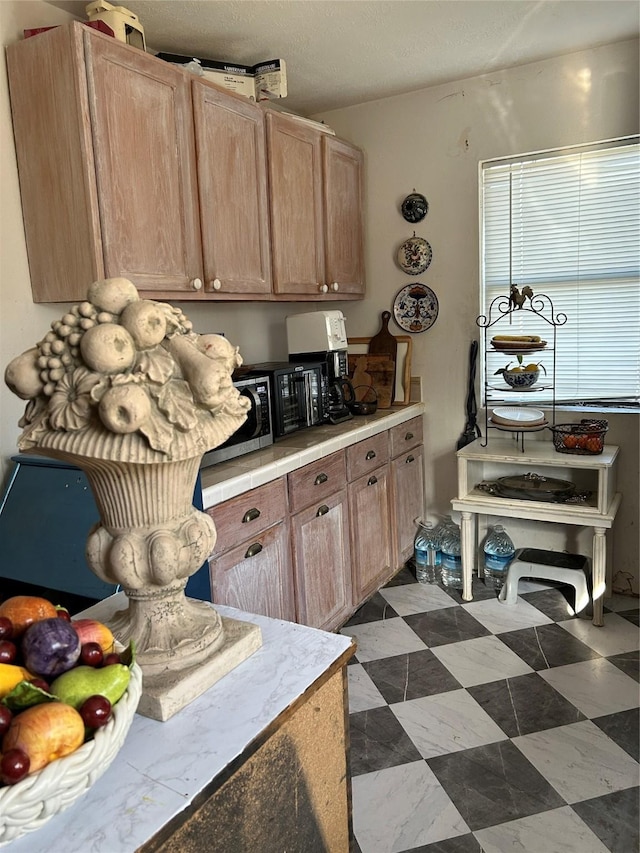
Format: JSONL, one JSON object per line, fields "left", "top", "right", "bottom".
{"left": 71, "top": 618, "right": 115, "bottom": 654}
{"left": 2, "top": 702, "right": 84, "bottom": 774}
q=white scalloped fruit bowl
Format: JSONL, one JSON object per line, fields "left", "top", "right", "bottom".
{"left": 0, "top": 662, "right": 142, "bottom": 847}
{"left": 491, "top": 407, "right": 546, "bottom": 427}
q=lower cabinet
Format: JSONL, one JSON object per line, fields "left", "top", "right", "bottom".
{"left": 207, "top": 479, "right": 296, "bottom": 622}
{"left": 288, "top": 451, "right": 352, "bottom": 631}
{"left": 389, "top": 416, "right": 425, "bottom": 566}
{"left": 205, "top": 415, "right": 425, "bottom": 630}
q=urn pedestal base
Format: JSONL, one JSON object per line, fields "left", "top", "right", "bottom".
{"left": 83, "top": 595, "right": 262, "bottom": 721}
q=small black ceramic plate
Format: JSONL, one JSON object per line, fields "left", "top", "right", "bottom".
{"left": 393, "top": 283, "right": 439, "bottom": 333}
{"left": 401, "top": 192, "right": 429, "bottom": 223}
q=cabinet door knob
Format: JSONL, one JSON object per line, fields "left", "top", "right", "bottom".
{"left": 244, "top": 542, "right": 263, "bottom": 559}
{"left": 318, "top": 283, "right": 329, "bottom": 293}
{"left": 192, "top": 278, "right": 203, "bottom": 290}
{"left": 365, "top": 450, "right": 376, "bottom": 460}
{"left": 316, "top": 504, "right": 329, "bottom": 517}
{"left": 314, "top": 472, "right": 328, "bottom": 485}
{"left": 406, "top": 454, "right": 415, "bottom": 464}
{"left": 405, "top": 431, "right": 414, "bottom": 441}
{"left": 211, "top": 278, "right": 222, "bottom": 291}
{"left": 242, "top": 507, "right": 261, "bottom": 523}
{"left": 331, "top": 281, "right": 339, "bottom": 291}
{"left": 367, "top": 475, "right": 378, "bottom": 486}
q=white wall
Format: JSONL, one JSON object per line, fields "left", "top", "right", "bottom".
{"left": 312, "top": 40, "right": 640, "bottom": 593}
{"left": 1, "top": 2, "right": 638, "bottom": 592}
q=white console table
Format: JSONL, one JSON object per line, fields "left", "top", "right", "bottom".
{"left": 451, "top": 439, "right": 621, "bottom": 626}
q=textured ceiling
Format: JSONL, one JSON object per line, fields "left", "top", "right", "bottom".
{"left": 47, "top": 0, "right": 640, "bottom": 114}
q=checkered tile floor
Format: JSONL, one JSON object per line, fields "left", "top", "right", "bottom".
{"left": 341, "top": 567, "right": 639, "bottom": 853}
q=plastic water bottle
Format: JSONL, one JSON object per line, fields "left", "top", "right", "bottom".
{"left": 440, "top": 520, "right": 463, "bottom": 589}
{"left": 483, "top": 525, "right": 515, "bottom": 591}
{"left": 413, "top": 519, "right": 441, "bottom": 584}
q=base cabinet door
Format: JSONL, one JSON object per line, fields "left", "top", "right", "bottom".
{"left": 348, "top": 465, "right": 393, "bottom": 602}
{"left": 291, "top": 490, "right": 352, "bottom": 632}
{"left": 209, "top": 522, "right": 295, "bottom": 622}
{"left": 391, "top": 445, "right": 425, "bottom": 566}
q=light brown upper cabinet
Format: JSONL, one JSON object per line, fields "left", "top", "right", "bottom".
{"left": 266, "top": 110, "right": 365, "bottom": 300}
{"left": 7, "top": 24, "right": 364, "bottom": 303}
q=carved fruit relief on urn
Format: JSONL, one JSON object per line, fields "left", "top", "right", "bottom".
{"left": 5, "top": 278, "right": 259, "bottom": 720}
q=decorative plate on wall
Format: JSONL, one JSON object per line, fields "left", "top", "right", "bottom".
{"left": 401, "top": 192, "right": 429, "bottom": 223}
{"left": 396, "top": 236, "right": 433, "bottom": 275}
{"left": 393, "top": 283, "right": 439, "bottom": 333}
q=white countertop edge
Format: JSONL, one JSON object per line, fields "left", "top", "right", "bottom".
{"left": 201, "top": 403, "right": 425, "bottom": 508}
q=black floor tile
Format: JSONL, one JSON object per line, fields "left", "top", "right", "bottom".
{"left": 404, "top": 834, "right": 483, "bottom": 852}
{"left": 427, "top": 740, "right": 565, "bottom": 831}
{"left": 615, "top": 608, "right": 639, "bottom": 626}
{"left": 405, "top": 607, "right": 491, "bottom": 648}
{"left": 363, "top": 649, "right": 461, "bottom": 704}
{"left": 592, "top": 707, "right": 640, "bottom": 762}
{"left": 572, "top": 788, "right": 640, "bottom": 853}
{"left": 385, "top": 564, "right": 419, "bottom": 587}
{"left": 344, "top": 591, "right": 399, "bottom": 626}
{"left": 439, "top": 576, "right": 499, "bottom": 604}
{"left": 607, "top": 650, "right": 640, "bottom": 683}
{"left": 349, "top": 705, "right": 424, "bottom": 776}
{"left": 519, "top": 586, "right": 583, "bottom": 621}
{"left": 498, "top": 622, "right": 601, "bottom": 670}
{"left": 467, "top": 672, "right": 586, "bottom": 737}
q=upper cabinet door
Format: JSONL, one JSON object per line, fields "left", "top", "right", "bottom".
{"left": 266, "top": 111, "right": 325, "bottom": 296}
{"left": 192, "top": 81, "right": 271, "bottom": 296}
{"left": 84, "top": 31, "right": 203, "bottom": 294}
{"left": 323, "top": 137, "right": 365, "bottom": 296}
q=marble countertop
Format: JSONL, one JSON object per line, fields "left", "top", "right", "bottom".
{"left": 5, "top": 600, "right": 354, "bottom": 853}
{"left": 201, "top": 402, "right": 425, "bottom": 508}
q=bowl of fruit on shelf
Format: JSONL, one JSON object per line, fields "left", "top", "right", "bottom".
{"left": 0, "top": 595, "right": 141, "bottom": 846}
{"left": 494, "top": 355, "right": 546, "bottom": 389}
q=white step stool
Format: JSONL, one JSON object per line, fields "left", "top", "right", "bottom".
{"left": 498, "top": 548, "right": 591, "bottom": 613}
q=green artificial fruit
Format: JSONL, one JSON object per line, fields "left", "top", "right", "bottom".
{"left": 49, "top": 663, "right": 131, "bottom": 710}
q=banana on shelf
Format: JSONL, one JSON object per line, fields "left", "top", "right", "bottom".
{"left": 491, "top": 334, "right": 541, "bottom": 343}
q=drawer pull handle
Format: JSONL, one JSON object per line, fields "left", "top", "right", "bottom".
{"left": 242, "top": 508, "right": 261, "bottom": 523}
{"left": 406, "top": 454, "right": 415, "bottom": 464}
{"left": 367, "top": 475, "right": 378, "bottom": 486}
{"left": 314, "top": 472, "right": 328, "bottom": 485}
{"left": 244, "top": 542, "right": 263, "bottom": 559}
{"left": 405, "top": 431, "right": 414, "bottom": 441}
{"left": 365, "top": 450, "right": 376, "bottom": 460}
{"left": 316, "top": 504, "right": 330, "bottom": 517}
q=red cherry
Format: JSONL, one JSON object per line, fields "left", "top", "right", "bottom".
{"left": 30, "top": 678, "right": 50, "bottom": 692}
{"left": 0, "top": 705, "right": 13, "bottom": 738}
{"left": 80, "top": 642, "right": 104, "bottom": 667}
{"left": 103, "top": 652, "right": 121, "bottom": 666}
{"left": 0, "top": 640, "right": 17, "bottom": 664}
{"left": 79, "top": 695, "right": 112, "bottom": 728}
{"left": 0, "top": 616, "right": 13, "bottom": 640}
{"left": 1, "top": 748, "right": 30, "bottom": 785}
{"left": 56, "top": 608, "right": 71, "bottom": 622}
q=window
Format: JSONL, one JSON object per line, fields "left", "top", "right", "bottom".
{"left": 480, "top": 137, "right": 640, "bottom": 409}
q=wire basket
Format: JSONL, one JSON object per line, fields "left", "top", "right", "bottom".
{"left": 0, "top": 662, "right": 142, "bottom": 846}
{"left": 549, "top": 420, "right": 608, "bottom": 455}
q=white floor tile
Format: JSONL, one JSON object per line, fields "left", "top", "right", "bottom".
{"left": 474, "top": 806, "right": 610, "bottom": 853}
{"left": 558, "top": 612, "right": 640, "bottom": 656}
{"left": 352, "top": 760, "right": 469, "bottom": 852}
{"left": 513, "top": 720, "right": 640, "bottom": 803}
{"left": 539, "top": 658, "right": 640, "bottom": 718}
{"left": 463, "top": 596, "right": 553, "bottom": 633}
{"left": 431, "top": 635, "right": 534, "bottom": 687}
{"left": 340, "top": 617, "right": 427, "bottom": 662}
{"left": 391, "top": 689, "right": 507, "bottom": 757}
{"left": 347, "top": 663, "right": 386, "bottom": 713}
{"left": 379, "top": 583, "right": 457, "bottom": 616}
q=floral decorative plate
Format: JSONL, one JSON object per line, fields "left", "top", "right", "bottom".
{"left": 393, "top": 283, "right": 439, "bottom": 333}
{"left": 396, "top": 236, "right": 432, "bottom": 275}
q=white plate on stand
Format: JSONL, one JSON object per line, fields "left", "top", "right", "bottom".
{"left": 491, "top": 406, "right": 546, "bottom": 427}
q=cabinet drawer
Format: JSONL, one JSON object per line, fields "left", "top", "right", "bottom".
{"left": 287, "top": 450, "right": 346, "bottom": 515}
{"left": 390, "top": 416, "right": 423, "bottom": 458}
{"left": 207, "top": 479, "right": 287, "bottom": 558}
{"left": 346, "top": 432, "right": 389, "bottom": 482}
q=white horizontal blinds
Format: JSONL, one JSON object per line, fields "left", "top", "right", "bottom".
{"left": 482, "top": 140, "right": 640, "bottom": 404}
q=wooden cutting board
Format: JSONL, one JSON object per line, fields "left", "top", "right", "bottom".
{"left": 368, "top": 311, "right": 398, "bottom": 362}
{"left": 347, "top": 354, "right": 395, "bottom": 408}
